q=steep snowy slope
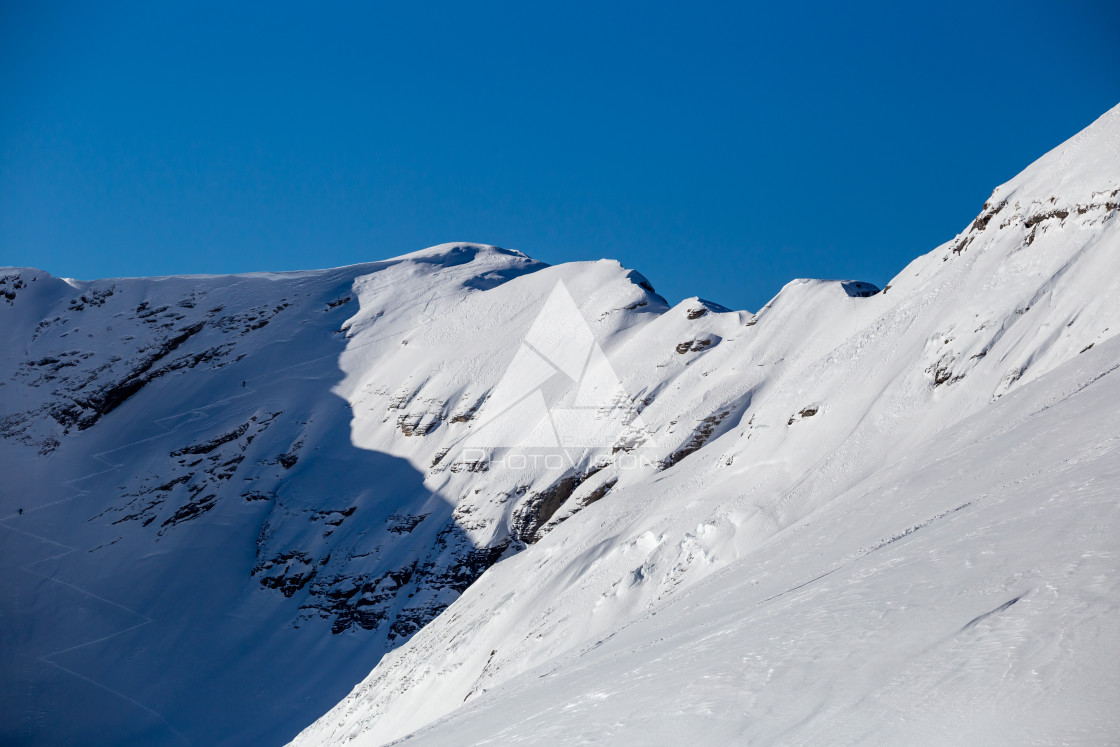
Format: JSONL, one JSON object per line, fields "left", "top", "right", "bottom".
{"left": 0, "top": 244, "right": 847, "bottom": 742}
{"left": 316, "top": 337, "right": 1120, "bottom": 746}
{"left": 294, "top": 106, "right": 1120, "bottom": 745}
{"left": 0, "top": 246, "right": 604, "bottom": 744}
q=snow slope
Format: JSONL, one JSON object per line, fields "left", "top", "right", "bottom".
{"left": 293, "top": 105, "right": 1120, "bottom": 745}
{"left": 1, "top": 246, "right": 572, "bottom": 744}
{"left": 0, "top": 242, "right": 786, "bottom": 743}
{"left": 2, "top": 104, "right": 1118, "bottom": 746}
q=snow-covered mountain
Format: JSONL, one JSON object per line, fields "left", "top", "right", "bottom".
{"left": 290, "top": 107, "right": 1120, "bottom": 744}
{"left": 3, "top": 104, "right": 1119, "bottom": 745}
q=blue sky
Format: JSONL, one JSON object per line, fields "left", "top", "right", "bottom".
{"left": 2, "top": 1, "right": 1117, "bottom": 312}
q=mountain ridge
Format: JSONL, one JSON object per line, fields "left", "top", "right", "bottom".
{"left": 1, "top": 104, "right": 1117, "bottom": 746}
{"left": 292, "top": 103, "right": 1120, "bottom": 745}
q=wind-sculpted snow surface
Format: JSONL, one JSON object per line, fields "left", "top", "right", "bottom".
{"left": 293, "top": 105, "right": 1120, "bottom": 745}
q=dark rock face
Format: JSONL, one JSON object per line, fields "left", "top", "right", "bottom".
{"left": 675, "top": 336, "right": 719, "bottom": 354}
{"left": 2, "top": 292, "right": 276, "bottom": 449}
{"left": 0, "top": 273, "right": 28, "bottom": 303}
{"left": 510, "top": 466, "right": 604, "bottom": 544}
{"left": 787, "top": 406, "right": 819, "bottom": 425}
{"left": 1, "top": 249, "right": 657, "bottom": 744}
{"left": 287, "top": 518, "right": 513, "bottom": 636}
{"left": 0, "top": 265, "right": 535, "bottom": 649}
{"left": 97, "top": 412, "right": 281, "bottom": 533}
{"left": 660, "top": 409, "right": 732, "bottom": 470}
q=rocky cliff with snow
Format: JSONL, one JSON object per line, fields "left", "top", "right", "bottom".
{"left": 2, "top": 105, "right": 1119, "bottom": 746}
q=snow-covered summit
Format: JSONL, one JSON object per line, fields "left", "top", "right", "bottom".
{"left": 2, "top": 105, "right": 1119, "bottom": 746}
{"left": 292, "top": 106, "right": 1120, "bottom": 745}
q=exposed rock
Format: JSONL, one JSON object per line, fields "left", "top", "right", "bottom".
{"left": 660, "top": 410, "right": 731, "bottom": 469}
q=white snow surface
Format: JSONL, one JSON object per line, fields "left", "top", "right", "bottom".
{"left": 0, "top": 104, "right": 1117, "bottom": 746}
{"left": 291, "top": 104, "right": 1120, "bottom": 745}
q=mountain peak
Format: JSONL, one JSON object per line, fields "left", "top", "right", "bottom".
{"left": 4, "top": 107, "right": 1120, "bottom": 747}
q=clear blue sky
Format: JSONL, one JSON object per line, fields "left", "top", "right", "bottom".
{"left": 2, "top": 1, "right": 1117, "bottom": 312}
